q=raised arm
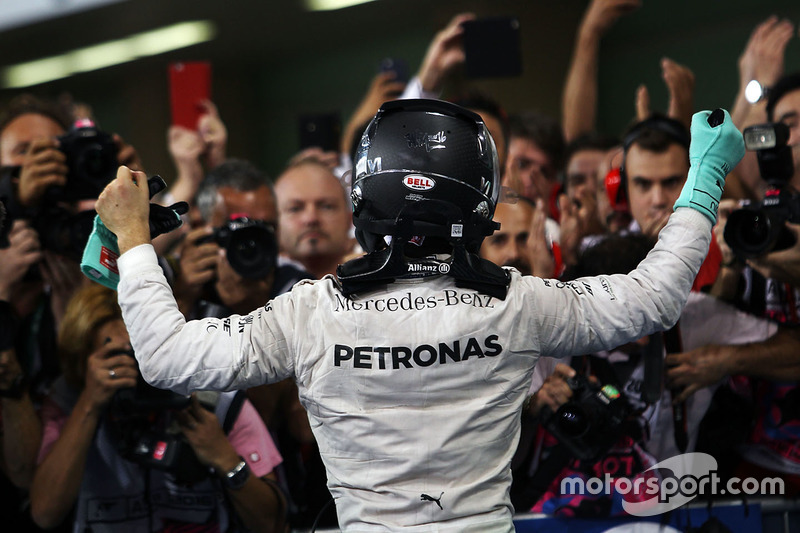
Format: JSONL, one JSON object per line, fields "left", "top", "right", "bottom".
{"left": 96, "top": 167, "right": 293, "bottom": 394}
{"left": 636, "top": 58, "right": 695, "bottom": 131}
{"left": 562, "top": 0, "right": 640, "bottom": 142}
{"left": 30, "top": 343, "right": 138, "bottom": 528}
{"left": 730, "top": 16, "right": 795, "bottom": 199}
{"left": 528, "top": 110, "right": 745, "bottom": 358}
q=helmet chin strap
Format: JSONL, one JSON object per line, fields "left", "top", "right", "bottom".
{"left": 338, "top": 200, "right": 509, "bottom": 299}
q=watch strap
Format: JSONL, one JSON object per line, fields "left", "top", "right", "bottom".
{"left": 219, "top": 457, "right": 250, "bottom": 490}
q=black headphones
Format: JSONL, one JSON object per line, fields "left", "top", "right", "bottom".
{"left": 615, "top": 115, "right": 691, "bottom": 207}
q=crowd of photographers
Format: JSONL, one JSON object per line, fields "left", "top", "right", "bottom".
{"left": 1, "top": 0, "right": 800, "bottom": 530}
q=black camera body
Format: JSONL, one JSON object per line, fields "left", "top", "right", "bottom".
{"left": 57, "top": 120, "right": 118, "bottom": 202}
{"left": 0, "top": 121, "right": 117, "bottom": 262}
{"left": 201, "top": 217, "right": 278, "bottom": 280}
{"left": 725, "top": 122, "right": 800, "bottom": 258}
{"left": 108, "top": 349, "right": 192, "bottom": 413}
{"left": 32, "top": 206, "right": 97, "bottom": 261}
{"left": 105, "top": 349, "right": 211, "bottom": 483}
{"left": 540, "top": 374, "right": 632, "bottom": 461}
{"left": 0, "top": 165, "right": 97, "bottom": 263}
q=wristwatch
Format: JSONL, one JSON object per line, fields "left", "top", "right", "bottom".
{"left": 745, "top": 79, "right": 771, "bottom": 104}
{"left": 219, "top": 457, "right": 251, "bottom": 490}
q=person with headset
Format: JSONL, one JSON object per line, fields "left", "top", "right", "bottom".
{"left": 616, "top": 114, "right": 691, "bottom": 239}
{"left": 613, "top": 114, "right": 724, "bottom": 292}
{"left": 94, "top": 99, "right": 743, "bottom": 531}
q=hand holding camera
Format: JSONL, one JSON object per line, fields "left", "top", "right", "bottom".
{"left": 724, "top": 122, "right": 800, "bottom": 261}
{"left": 174, "top": 226, "right": 220, "bottom": 312}
{"left": 16, "top": 137, "right": 68, "bottom": 208}
{"left": 527, "top": 363, "right": 576, "bottom": 417}
{"left": 540, "top": 371, "right": 632, "bottom": 461}
{"left": 0, "top": 220, "right": 41, "bottom": 296}
{"left": 175, "top": 396, "right": 238, "bottom": 474}
{"left": 83, "top": 342, "right": 138, "bottom": 413}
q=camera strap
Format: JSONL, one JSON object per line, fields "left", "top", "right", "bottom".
{"left": 664, "top": 322, "right": 689, "bottom": 453}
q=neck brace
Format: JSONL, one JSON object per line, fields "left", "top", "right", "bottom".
{"left": 336, "top": 241, "right": 510, "bottom": 299}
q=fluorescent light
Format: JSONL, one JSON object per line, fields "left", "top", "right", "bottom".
{"left": 304, "top": 0, "right": 378, "bottom": 11}
{"left": 131, "top": 22, "right": 217, "bottom": 57}
{"left": 72, "top": 41, "right": 135, "bottom": 73}
{"left": 0, "top": 0, "right": 127, "bottom": 33}
{"left": 1, "top": 20, "right": 216, "bottom": 88}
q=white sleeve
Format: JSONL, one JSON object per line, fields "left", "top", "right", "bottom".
{"left": 398, "top": 76, "right": 440, "bottom": 101}
{"left": 116, "top": 245, "right": 295, "bottom": 395}
{"left": 681, "top": 291, "right": 778, "bottom": 349}
{"left": 509, "top": 208, "right": 713, "bottom": 358}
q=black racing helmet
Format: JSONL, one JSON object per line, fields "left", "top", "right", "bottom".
{"left": 351, "top": 99, "right": 501, "bottom": 253}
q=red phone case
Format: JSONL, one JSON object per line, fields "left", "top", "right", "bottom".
{"left": 169, "top": 62, "right": 211, "bottom": 129}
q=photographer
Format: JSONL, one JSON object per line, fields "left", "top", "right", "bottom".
{"left": 726, "top": 72, "right": 800, "bottom": 289}
{"left": 513, "top": 234, "right": 778, "bottom": 516}
{"left": 0, "top": 202, "right": 49, "bottom": 531}
{"left": 0, "top": 94, "right": 144, "bottom": 399}
{"left": 170, "top": 159, "right": 327, "bottom": 527}
{"left": 29, "top": 284, "right": 285, "bottom": 532}
{"left": 688, "top": 73, "right": 800, "bottom": 497}
{"left": 172, "top": 158, "right": 310, "bottom": 318}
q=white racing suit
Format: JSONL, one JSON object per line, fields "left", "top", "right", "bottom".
{"left": 117, "top": 208, "right": 711, "bottom": 532}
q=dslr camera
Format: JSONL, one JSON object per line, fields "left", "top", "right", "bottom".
{"left": 106, "top": 349, "right": 213, "bottom": 483}
{"left": 540, "top": 374, "right": 632, "bottom": 461}
{"left": 200, "top": 216, "right": 278, "bottom": 279}
{"left": 724, "top": 122, "right": 800, "bottom": 258}
{"left": 56, "top": 119, "right": 119, "bottom": 202}
{"left": 0, "top": 119, "right": 118, "bottom": 261}
{"left": 0, "top": 165, "right": 98, "bottom": 262}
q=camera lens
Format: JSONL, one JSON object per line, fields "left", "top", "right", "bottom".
{"left": 226, "top": 225, "right": 277, "bottom": 279}
{"left": 725, "top": 208, "right": 775, "bottom": 258}
{"left": 554, "top": 404, "right": 588, "bottom": 437}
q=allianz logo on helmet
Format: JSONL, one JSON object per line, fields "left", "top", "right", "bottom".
{"left": 403, "top": 174, "right": 436, "bottom": 191}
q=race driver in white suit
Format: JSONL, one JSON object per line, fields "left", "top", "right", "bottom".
{"left": 95, "top": 99, "right": 744, "bottom": 532}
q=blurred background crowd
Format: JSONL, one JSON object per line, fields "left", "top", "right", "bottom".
{"left": 2, "top": 0, "right": 800, "bottom": 531}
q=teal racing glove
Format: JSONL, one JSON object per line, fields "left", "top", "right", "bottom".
{"left": 81, "top": 215, "right": 121, "bottom": 290}
{"left": 81, "top": 176, "right": 187, "bottom": 290}
{"left": 673, "top": 109, "right": 745, "bottom": 224}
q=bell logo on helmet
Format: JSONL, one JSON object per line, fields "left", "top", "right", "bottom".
{"left": 403, "top": 175, "right": 436, "bottom": 191}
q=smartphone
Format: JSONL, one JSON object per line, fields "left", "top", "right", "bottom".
{"left": 462, "top": 16, "right": 522, "bottom": 79}
{"left": 169, "top": 62, "right": 211, "bottom": 130}
{"left": 298, "top": 113, "right": 342, "bottom": 152}
{"left": 378, "top": 57, "right": 409, "bottom": 85}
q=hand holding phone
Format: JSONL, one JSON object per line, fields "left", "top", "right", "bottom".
{"left": 378, "top": 58, "right": 410, "bottom": 85}
{"left": 298, "top": 113, "right": 342, "bottom": 153}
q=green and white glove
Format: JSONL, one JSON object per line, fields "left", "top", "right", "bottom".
{"left": 80, "top": 176, "right": 187, "bottom": 290}
{"left": 80, "top": 215, "right": 121, "bottom": 290}
{"left": 673, "top": 109, "right": 745, "bottom": 223}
